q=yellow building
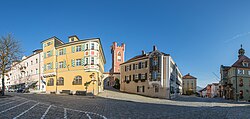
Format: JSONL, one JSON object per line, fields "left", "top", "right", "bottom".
{"left": 41, "top": 35, "right": 106, "bottom": 95}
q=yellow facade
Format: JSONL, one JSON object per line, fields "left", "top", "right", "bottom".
{"left": 41, "top": 36, "right": 106, "bottom": 95}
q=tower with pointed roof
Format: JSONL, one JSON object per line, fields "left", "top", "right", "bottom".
{"left": 220, "top": 44, "right": 250, "bottom": 101}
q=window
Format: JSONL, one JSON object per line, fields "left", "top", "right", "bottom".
{"left": 59, "top": 61, "right": 64, "bottom": 68}
{"left": 36, "top": 59, "right": 38, "bottom": 63}
{"left": 243, "top": 62, "right": 248, "bottom": 67}
{"left": 36, "top": 69, "right": 38, "bottom": 74}
{"left": 129, "top": 65, "right": 131, "bottom": 71}
{"left": 152, "top": 71, "right": 157, "bottom": 81}
{"left": 133, "top": 64, "right": 135, "bottom": 70}
{"left": 59, "top": 49, "right": 64, "bottom": 55}
{"left": 47, "top": 78, "right": 54, "bottom": 86}
{"left": 141, "top": 62, "right": 145, "bottom": 68}
{"left": 141, "top": 74, "right": 145, "bottom": 79}
{"left": 137, "top": 86, "right": 145, "bottom": 92}
{"left": 71, "top": 38, "right": 74, "bottom": 42}
{"left": 73, "top": 76, "right": 82, "bottom": 85}
{"left": 138, "top": 62, "right": 142, "bottom": 69}
{"left": 145, "top": 61, "right": 148, "bottom": 68}
{"left": 57, "top": 77, "right": 64, "bottom": 86}
{"left": 135, "top": 64, "right": 138, "bottom": 69}
{"left": 47, "top": 63, "right": 52, "bottom": 70}
{"left": 47, "top": 51, "right": 51, "bottom": 57}
{"left": 135, "top": 74, "right": 138, "bottom": 79}
{"left": 86, "top": 44, "right": 89, "bottom": 50}
{"left": 91, "top": 57, "right": 94, "bottom": 65}
{"left": 76, "top": 45, "right": 81, "bottom": 52}
{"left": 117, "top": 52, "right": 121, "bottom": 62}
{"left": 31, "top": 70, "right": 33, "bottom": 74}
{"left": 31, "top": 61, "right": 33, "bottom": 65}
{"left": 238, "top": 69, "right": 244, "bottom": 75}
{"left": 47, "top": 41, "right": 51, "bottom": 46}
{"left": 76, "top": 59, "right": 81, "bottom": 66}
{"left": 27, "top": 62, "right": 28, "bottom": 67}
{"left": 91, "top": 43, "right": 94, "bottom": 50}
{"left": 86, "top": 58, "right": 89, "bottom": 64}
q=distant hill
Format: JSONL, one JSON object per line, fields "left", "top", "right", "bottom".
{"left": 196, "top": 86, "right": 203, "bottom": 91}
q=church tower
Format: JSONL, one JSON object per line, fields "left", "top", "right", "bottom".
{"left": 110, "top": 42, "right": 125, "bottom": 73}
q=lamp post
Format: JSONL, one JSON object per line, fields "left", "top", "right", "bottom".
{"left": 89, "top": 73, "right": 96, "bottom": 97}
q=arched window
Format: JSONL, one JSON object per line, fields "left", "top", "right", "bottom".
{"left": 47, "top": 78, "right": 54, "bottom": 86}
{"left": 117, "top": 52, "right": 121, "bottom": 61}
{"left": 73, "top": 75, "right": 82, "bottom": 85}
{"left": 57, "top": 77, "right": 64, "bottom": 86}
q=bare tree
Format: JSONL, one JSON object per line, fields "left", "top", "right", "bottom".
{"left": 0, "top": 34, "right": 22, "bottom": 96}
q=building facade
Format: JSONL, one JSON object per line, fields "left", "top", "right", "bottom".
{"left": 120, "top": 46, "right": 182, "bottom": 99}
{"left": 42, "top": 36, "right": 106, "bottom": 95}
{"left": 211, "top": 83, "right": 219, "bottom": 98}
{"left": 220, "top": 45, "right": 250, "bottom": 101}
{"left": 4, "top": 49, "right": 45, "bottom": 92}
{"left": 182, "top": 73, "right": 197, "bottom": 95}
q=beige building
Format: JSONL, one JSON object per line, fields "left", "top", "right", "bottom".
{"left": 182, "top": 73, "right": 197, "bottom": 95}
{"left": 120, "top": 46, "right": 182, "bottom": 99}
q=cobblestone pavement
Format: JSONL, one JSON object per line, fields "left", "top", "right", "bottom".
{"left": 0, "top": 91, "right": 250, "bottom": 119}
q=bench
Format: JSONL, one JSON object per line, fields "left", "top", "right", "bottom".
{"left": 61, "top": 90, "right": 71, "bottom": 95}
{"left": 75, "top": 91, "right": 86, "bottom": 96}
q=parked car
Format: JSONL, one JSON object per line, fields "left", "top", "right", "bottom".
{"left": 8, "top": 88, "right": 16, "bottom": 92}
{"left": 17, "top": 88, "right": 24, "bottom": 93}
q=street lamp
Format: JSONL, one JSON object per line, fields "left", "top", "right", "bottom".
{"left": 89, "top": 73, "right": 96, "bottom": 96}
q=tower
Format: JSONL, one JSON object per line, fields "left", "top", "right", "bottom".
{"left": 110, "top": 42, "right": 125, "bottom": 73}
{"left": 108, "top": 42, "right": 125, "bottom": 86}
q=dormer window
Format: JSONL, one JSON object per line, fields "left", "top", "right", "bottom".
{"left": 243, "top": 62, "right": 248, "bottom": 67}
{"left": 71, "top": 38, "right": 74, "bottom": 42}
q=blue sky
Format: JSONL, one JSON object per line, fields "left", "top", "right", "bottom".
{"left": 1, "top": 0, "right": 250, "bottom": 87}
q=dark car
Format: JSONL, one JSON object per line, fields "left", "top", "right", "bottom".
{"left": 17, "top": 88, "right": 24, "bottom": 93}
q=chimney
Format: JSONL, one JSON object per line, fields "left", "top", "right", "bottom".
{"left": 142, "top": 50, "right": 145, "bottom": 55}
{"left": 153, "top": 45, "right": 157, "bottom": 51}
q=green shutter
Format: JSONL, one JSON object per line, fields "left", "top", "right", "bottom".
{"left": 63, "top": 60, "right": 66, "bottom": 68}
{"left": 56, "top": 50, "right": 58, "bottom": 56}
{"left": 81, "top": 44, "right": 85, "bottom": 51}
{"left": 51, "top": 50, "right": 53, "bottom": 56}
{"left": 71, "top": 59, "right": 75, "bottom": 67}
{"left": 81, "top": 57, "right": 85, "bottom": 66}
{"left": 72, "top": 46, "right": 75, "bottom": 53}
{"left": 51, "top": 62, "right": 53, "bottom": 69}
{"left": 44, "top": 64, "right": 46, "bottom": 71}
{"left": 44, "top": 52, "right": 46, "bottom": 58}
{"left": 63, "top": 48, "right": 66, "bottom": 55}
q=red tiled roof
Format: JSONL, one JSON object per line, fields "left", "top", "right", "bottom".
{"left": 182, "top": 73, "right": 197, "bottom": 79}
{"left": 232, "top": 55, "right": 250, "bottom": 68}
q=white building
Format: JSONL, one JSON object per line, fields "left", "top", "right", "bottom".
{"left": 6, "top": 49, "right": 45, "bottom": 92}
{"left": 211, "top": 83, "right": 219, "bottom": 98}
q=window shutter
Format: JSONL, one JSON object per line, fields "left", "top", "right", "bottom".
{"left": 81, "top": 44, "right": 85, "bottom": 51}
{"left": 44, "top": 64, "right": 46, "bottom": 71}
{"left": 81, "top": 58, "right": 85, "bottom": 66}
{"left": 44, "top": 52, "right": 46, "bottom": 58}
{"left": 72, "top": 46, "right": 75, "bottom": 53}
{"left": 56, "top": 50, "right": 58, "bottom": 56}
{"left": 95, "top": 43, "right": 99, "bottom": 51}
{"left": 51, "top": 62, "right": 53, "bottom": 69}
{"left": 94, "top": 57, "right": 98, "bottom": 65}
{"left": 71, "top": 59, "right": 75, "bottom": 67}
{"left": 63, "top": 48, "right": 66, "bottom": 54}
{"left": 56, "top": 62, "right": 58, "bottom": 69}
{"left": 63, "top": 60, "right": 66, "bottom": 68}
